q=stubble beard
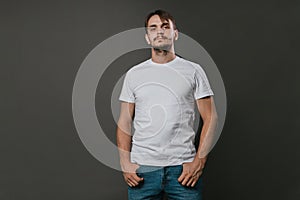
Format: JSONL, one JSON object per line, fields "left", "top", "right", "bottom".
{"left": 152, "top": 38, "right": 173, "bottom": 53}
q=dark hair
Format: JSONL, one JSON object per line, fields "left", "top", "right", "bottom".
{"left": 145, "top": 9, "right": 177, "bottom": 31}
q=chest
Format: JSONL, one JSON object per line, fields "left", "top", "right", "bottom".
{"left": 130, "top": 67, "right": 195, "bottom": 104}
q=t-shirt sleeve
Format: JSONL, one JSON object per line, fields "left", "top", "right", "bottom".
{"left": 194, "top": 64, "right": 214, "bottom": 99}
{"left": 119, "top": 72, "right": 135, "bottom": 103}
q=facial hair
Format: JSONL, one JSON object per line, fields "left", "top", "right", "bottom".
{"left": 152, "top": 36, "right": 173, "bottom": 51}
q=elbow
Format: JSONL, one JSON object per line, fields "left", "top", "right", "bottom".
{"left": 203, "top": 112, "right": 218, "bottom": 125}
{"left": 117, "top": 118, "right": 132, "bottom": 134}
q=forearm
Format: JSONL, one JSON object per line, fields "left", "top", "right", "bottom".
{"left": 195, "top": 113, "right": 218, "bottom": 162}
{"left": 116, "top": 122, "right": 143, "bottom": 184}
{"left": 116, "top": 102, "right": 135, "bottom": 169}
{"left": 178, "top": 114, "right": 218, "bottom": 186}
{"left": 116, "top": 125, "right": 132, "bottom": 165}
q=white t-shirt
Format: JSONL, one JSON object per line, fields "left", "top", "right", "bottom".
{"left": 119, "top": 56, "right": 214, "bottom": 166}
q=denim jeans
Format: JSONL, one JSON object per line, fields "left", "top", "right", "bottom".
{"left": 128, "top": 165, "right": 203, "bottom": 200}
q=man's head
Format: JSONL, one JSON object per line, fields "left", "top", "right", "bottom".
{"left": 144, "top": 10, "right": 178, "bottom": 51}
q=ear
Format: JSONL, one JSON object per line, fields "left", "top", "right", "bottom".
{"left": 145, "top": 34, "right": 150, "bottom": 44}
{"left": 174, "top": 29, "right": 179, "bottom": 41}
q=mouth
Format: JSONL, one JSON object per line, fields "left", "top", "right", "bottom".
{"left": 155, "top": 37, "right": 167, "bottom": 41}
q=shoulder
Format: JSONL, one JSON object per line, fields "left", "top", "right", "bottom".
{"left": 127, "top": 59, "right": 152, "bottom": 74}
{"left": 176, "top": 56, "right": 204, "bottom": 72}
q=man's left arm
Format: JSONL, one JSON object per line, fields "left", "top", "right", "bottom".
{"left": 178, "top": 96, "right": 218, "bottom": 187}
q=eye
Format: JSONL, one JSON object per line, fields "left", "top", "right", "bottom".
{"left": 148, "top": 27, "right": 157, "bottom": 32}
{"left": 162, "top": 25, "right": 170, "bottom": 30}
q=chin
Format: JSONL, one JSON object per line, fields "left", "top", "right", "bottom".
{"left": 152, "top": 44, "right": 172, "bottom": 51}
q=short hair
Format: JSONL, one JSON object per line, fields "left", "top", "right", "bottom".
{"left": 145, "top": 9, "right": 177, "bottom": 31}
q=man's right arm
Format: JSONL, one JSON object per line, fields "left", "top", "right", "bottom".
{"left": 116, "top": 102, "right": 143, "bottom": 187}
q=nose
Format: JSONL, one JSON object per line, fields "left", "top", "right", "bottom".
{"left": 157, "top": 27, "right": 164, "bottom": 34}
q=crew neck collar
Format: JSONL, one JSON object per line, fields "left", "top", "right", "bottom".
{"left": 149, "top": 56, "right": 179, "bottom": 65}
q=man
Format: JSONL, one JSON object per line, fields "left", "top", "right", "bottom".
{"left": 116, "top": 9, "right": 218, "bottom": 200}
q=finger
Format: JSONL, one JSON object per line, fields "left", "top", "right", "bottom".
{"left": 178, "top": 164, "right": 187, "bottom": 182}
{"left": 181, "top": 176, "right": 191, "bottom": 186}
{"left": 132, "top": 173, "right": 144, "bottom": 182}
{"left": 128, "top": 176, "right": 139, "bottom": 185}
{"left": 127, "top": 180, "right": 133, "bottom": 187}
{"left": 186, "top": 177, "right": 194, "bottom": 187}
{"left": 178, "top": 172, "right": 187, "bottom": 182}
{"left": 127, "top": 178, "right": 138, "bottom": 187}
{"left": 191, "top": 180, "right": 197, "bottom": 187}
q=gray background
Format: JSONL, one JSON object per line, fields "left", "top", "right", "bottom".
{"left": 1, "top": 0, "right": 299, "bottom": 199}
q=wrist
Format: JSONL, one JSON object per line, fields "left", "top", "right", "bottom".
{"left": 194, "top": 155, "right": 207, "bottom": 165}
{"left": 120, "top": 159, "right": 131, "bottom": 166}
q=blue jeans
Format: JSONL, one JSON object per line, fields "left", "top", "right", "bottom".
{"left": 128, "top": 165, "right": 203, "bottom": 200}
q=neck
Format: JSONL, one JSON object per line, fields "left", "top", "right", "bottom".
{"left": 151, "top": 48, "right": 176, "bottom": 64}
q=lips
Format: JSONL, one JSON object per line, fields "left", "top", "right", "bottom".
{"left": 155, "top": 37, "right": 167, "bottom": 41}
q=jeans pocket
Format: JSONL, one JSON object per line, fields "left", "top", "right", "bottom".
{"left": 135, "top": 165, "right": 144, "bottom": 176}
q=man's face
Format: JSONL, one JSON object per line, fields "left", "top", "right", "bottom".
{"left": 145, "top": 15, "right": 178, "bottom": 51}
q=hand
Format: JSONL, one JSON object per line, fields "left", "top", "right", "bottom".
{"left": 121, "top": 161, "right": 144, "bottom": 187}
{"left": 177, "top": 157, "right": 206, "bottom": 187}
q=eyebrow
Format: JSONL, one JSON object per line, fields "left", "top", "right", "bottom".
{"left": 148, "top": 22, "right": 170, "bottom": 28}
